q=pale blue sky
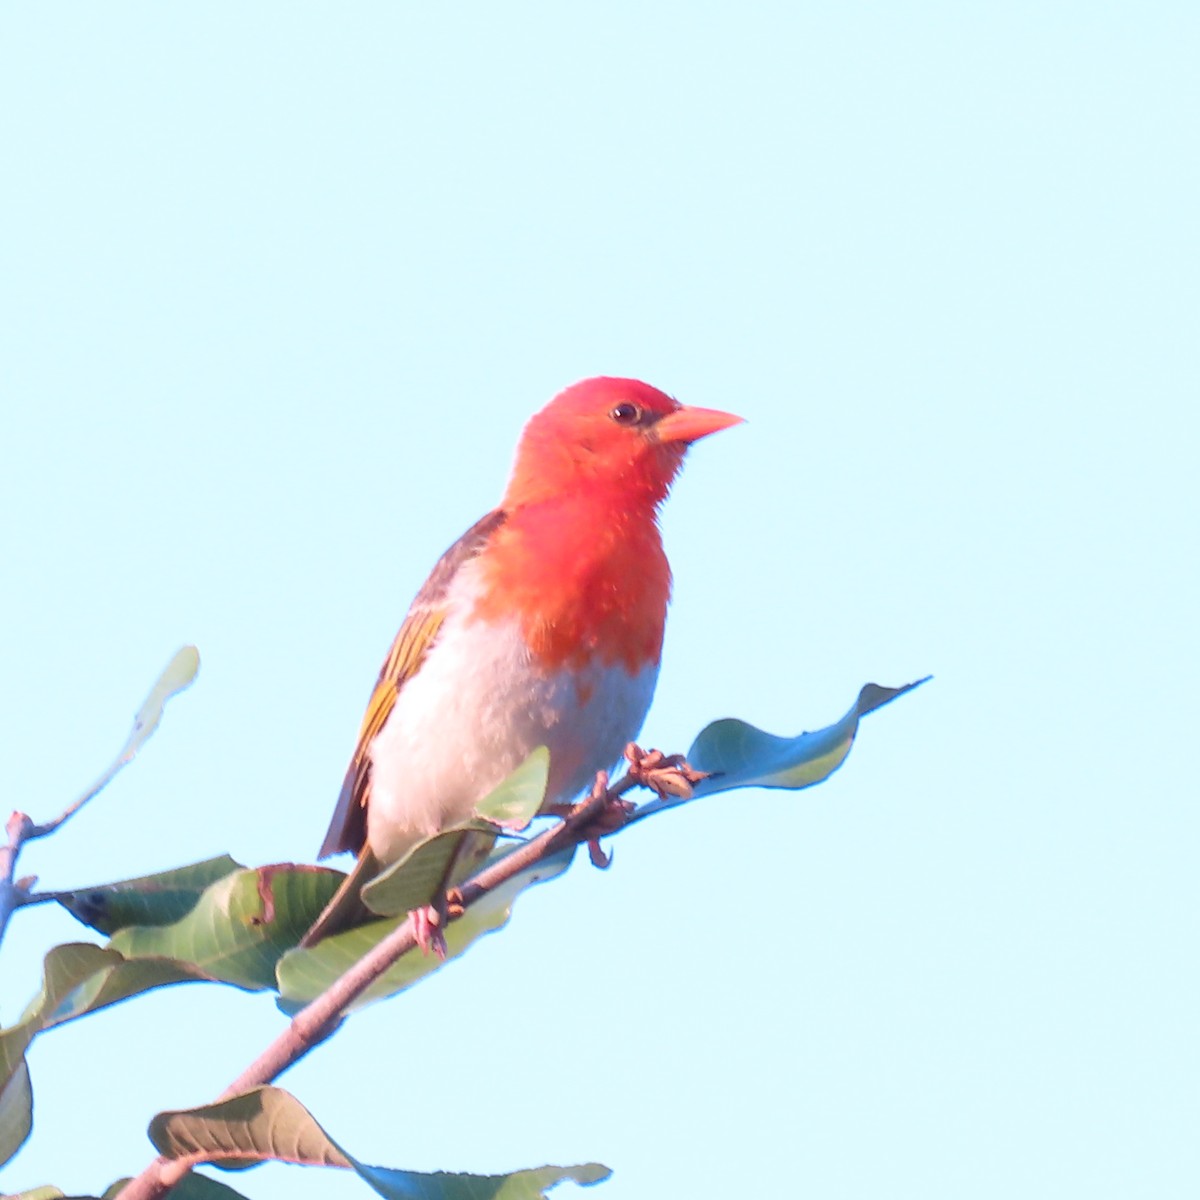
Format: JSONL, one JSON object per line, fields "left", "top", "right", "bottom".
{"left": 1, "top": 4, "right": 1196, "bottom": 1198}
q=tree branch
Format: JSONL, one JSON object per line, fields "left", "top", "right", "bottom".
{"left": 0, "top": 773, "right": 125, "bottom": 950}
{"left": 116, "top": 766, "right": 636, "bottom": 1200}
{"left": 0, "top": 811, "right": 37, "bottom": 949}
{"left": 1, "top": 778, "right": 131, "bottom": 953}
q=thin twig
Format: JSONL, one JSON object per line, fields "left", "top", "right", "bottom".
{"left": 0, "top": 647, "right": 199, "bottom": 957}
{"left": 0, "top": 812, "right": 36, "bottom": 949}
{"left": 4, "top": 890, "right": 58, "bottom": 909}
{"left": 0, "top": 785, "right": 121, "bottom": 954}
{"left": 116, "top": 766, "right": 631, "bottom": 1200}
{"left": 1, "top": 779, "right": 117, "bottom": 948}
{"left": 26, "top": 779, "right": 114, "bottom": 840}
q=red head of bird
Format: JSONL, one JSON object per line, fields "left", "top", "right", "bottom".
{"left": 503, "top": 377, "right": 743, "bottom": 511}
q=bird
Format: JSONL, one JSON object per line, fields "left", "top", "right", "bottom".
{"left": 302, "top": 376, "right": 742, "bottom": 948}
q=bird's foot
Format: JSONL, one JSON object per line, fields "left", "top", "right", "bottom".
{"left": 577, "top": 768, "right": 636, "bottom": 870}
{"left": 586, "top": 837, "right": 614, "bottom": 869}
{"left": 545, "top": 770, "right": 634, "bottom": 868}
{"left": 410, "top": 888, "right": 464, "bottom": 959}
{"left": 410, "top": 905, "right": 445, "bottom": 958}
{"left": 545, "top": 772, "right": 632, "bottom": 828}
{"left": 622, "top": 742, "right": 709, "bottom": 800}
{"left": 550, "top": 752, "right": 706, "bottom": 871}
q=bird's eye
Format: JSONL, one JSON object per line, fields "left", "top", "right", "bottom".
{"left": 609, "top": 402, "right": 643, "bottom": 425}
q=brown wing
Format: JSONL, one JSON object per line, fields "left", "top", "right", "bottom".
{"left": 317, "top": 508, "right": 509, "bottom": 858}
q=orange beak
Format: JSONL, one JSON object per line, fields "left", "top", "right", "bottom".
{"left": 652, "top": 404, "right": 744, "bottom": 445}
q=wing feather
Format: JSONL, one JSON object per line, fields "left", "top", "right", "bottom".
{"left": 317, "top": 509, "right": 508, "bottom": 858}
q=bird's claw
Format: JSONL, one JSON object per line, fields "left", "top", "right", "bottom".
{"left": 582, "top": 794, "right": 636, "bottom": 835}
{"left": 623, "top": 742, "right": 709, "bottom": 800}
{"left": 409, "top": 887, "right": 464, "bottom": 958}
{"left": 558, "top": 752, "right": 708, "bottom": 872}
{"left": 411, "top": 903, "right": 448, "bottom": 960}
{"left": 587, "top": 838, "right": 613, "bottom": 869}
{"left": 570, "top": 769, "right": 632, "bottom": 869}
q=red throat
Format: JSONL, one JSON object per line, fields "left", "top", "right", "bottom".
{"left": 472, "top": 487, "right": 671, "bottom": 674}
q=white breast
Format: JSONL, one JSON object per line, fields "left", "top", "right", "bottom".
{"left": 365, "top": 583, "right": 659, "bottom": 864}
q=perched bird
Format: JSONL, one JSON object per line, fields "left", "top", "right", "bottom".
{"left": 304, "top": 377, "right": 741, "bottom": 947}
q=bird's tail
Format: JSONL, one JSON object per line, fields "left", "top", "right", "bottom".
{"left": 300, "top": 847, "right": 381, "bottom": 948}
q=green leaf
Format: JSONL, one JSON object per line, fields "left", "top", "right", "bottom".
{"left": 64, "top": 646, "right": 200, "bottom": 817}
{"left": 4, "top": 1174, "right": 258, "bottom": 1200}
{"left": 50, "top": 856, "right": 244, "bottom": 935}
{"left": 627, "top": 678, "right": 930, "bottom": 825}
{"left": 360, "top": 824, "right": 498, "bottom": 917}
{"left": 351, "top": 1160, "right": 611, "bottom": 1199}
{"left": 361, "top": 750, "right": 550, "bottom": 917}
{"left": 149, "top": 1086, "right": 608, "bottom": 1197}
{"left": 126, "top": 645, "right": 201, "bottom": 757}
{"left": 277, "top": 845, "right": 576, "bottom": 1012}
{"left": 0, "top": 867, "right": 344, "bottom": 1099}
{"left": 691, "top": 678, "right": 929, "bottom": 792}
{"left": 0, "top": 1054, "right": 32, "bottom": 1168}
{"left": 473, "top": 747, "right": 550, "bottom": 829}
{"left": 2, "top": 944, "right": 122, "bottom": 1082}
{"left": 109, "top": 865, "right": 344, "bottom": 990}
{"left": 150, "top": 1176, "right": 254, "bottom": 1200}
{"left": 100, "top": 1176, "right": 252, "bottom": 1200}
{"left": 149, "top": 1086, "right": 351, "bottom": 1170}
{"left": 0, "top": 943, "right": 210, "bottom": 1100}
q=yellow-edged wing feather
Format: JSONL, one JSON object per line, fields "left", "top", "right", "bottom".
{"left": 317, "top": 509, "right": 508, "bottom": 859}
